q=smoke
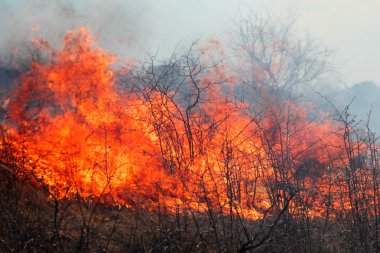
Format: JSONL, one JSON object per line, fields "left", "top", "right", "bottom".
{"left": 332, "top": 81, "right": 380, "bottom": 133}
{"left": 0, "top": 0, "right": 151, "bottom": 64}
{"left": 2, "top": 0, "right": 380, "bottom": 135}
{"left": 0, "top": 0, "right": 242, "bottom": 64}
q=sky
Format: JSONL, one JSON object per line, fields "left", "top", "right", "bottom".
{"left": 0, "top": 0, "right": 379, "bottom": 86}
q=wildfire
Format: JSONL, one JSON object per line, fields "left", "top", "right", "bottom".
{"left": 1, "top": 28, "right": 353, "bottom": 220}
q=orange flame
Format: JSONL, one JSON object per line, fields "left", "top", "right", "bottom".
{"left": 2, "top": 28, "right": 350, "bottom": 219}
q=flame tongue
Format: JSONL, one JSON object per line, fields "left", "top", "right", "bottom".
{"left": 3, "top": 28, "right": 342, "bottom": 219}
{"left": 6, "top": 28, "right": 169, "bottom": 206}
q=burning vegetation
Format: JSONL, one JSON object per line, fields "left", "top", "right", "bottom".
{"left": 0, "top": 19, "right": 379, "bottom": 253}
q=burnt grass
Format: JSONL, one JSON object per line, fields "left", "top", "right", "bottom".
{"left": 0, "top": 169, "right": 370, "bottom": 253}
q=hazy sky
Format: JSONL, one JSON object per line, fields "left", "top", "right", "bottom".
{"left": 1, "top": 0, "right": 379, "bottom": 86}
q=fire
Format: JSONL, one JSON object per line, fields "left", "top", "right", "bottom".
{"left": 5, "top": 28, "right": 174, "bottom": 206}
{"left": 0, "top": 28, "right": 354, "bottom": 219}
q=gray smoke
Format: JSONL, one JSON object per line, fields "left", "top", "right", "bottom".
{"left": 1, "top": 0, "right": 380, "bottom": 134}
{"left": 332, "top": 81, "right": 380, "bottom": 133}
{"left": 0, "top": 0, "right": 151, "bottom": 63}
